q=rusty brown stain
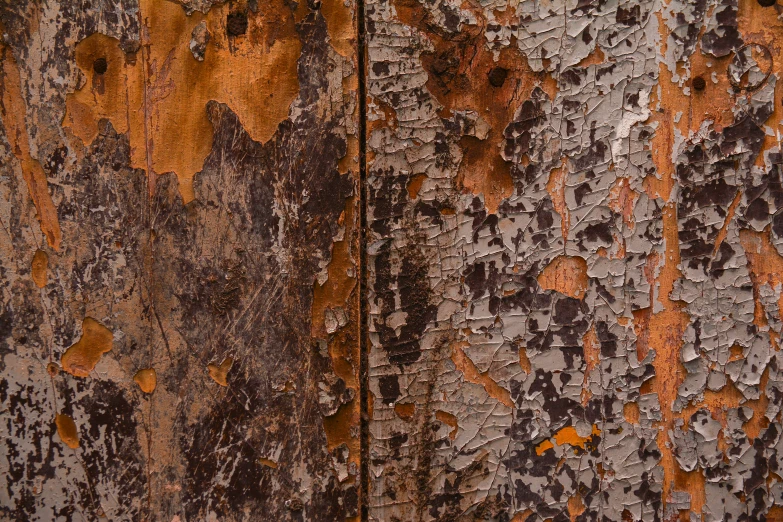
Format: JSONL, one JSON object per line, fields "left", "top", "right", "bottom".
{"left": 518, "top": 343, "right": 531, "bottom": 374}
{"left": 31, "top": 249, "right": 48, "bottom": 288}
{"left": 64, "top": 0, "right": 301, "bottom": 202}
{"left": 259, "top": 457, "right": 279, "bottom": 468}
{"left": 394, "top": 402, "right": 416, "bottom": 421}
{"left": 451, "top": 341, "right": 513, "bottom": 408}
{"left": 61, "top": 318, "right": 114, "bottom": 378}
{"left": 712, "top": 190, "right": 743, "bottom": 259}
{"left": 537, "top": 255, "right": 588, "bottom": 300}
{"left": 741, "top": 228, "right": 783, "bottom": 328}
{"left": 55, "top": 413, "right": 80, "bottom": 449}
{"left": 511, "top": 510, "right": 533, "bottom": 522}
{"left": 568, "top": 493, "right": 586, "bottom": 522}
{"left": 322, "top": 0, "right": 356, "bottom": 58}
{"left": 391, "top": 0, "right": 543, "bottom": 214}
{"left": 547, "top": 158, "right": 570, "bottom": 239}
{"left": 207, "top": 357, "right": 233, "bottom": 386}
{"left": 646, "top": 34, "right": 694, "bottom": 507}
{"left": 608, "top": 177, "right": 639, "bottom": 230}
{"left": 133, "top": 368, "right": 157, "bottom": 394}
{"left": 738, "top": 0, "right": 783, "bottom": 165}
{"left": 580, "top": 324, "right": 600, "bottom": 405}
{"left": 435, "top": 410, "right": 458, "bottom": 440}
{"left": 46, "top": 362, "right": 60, "bottom": 377}
{"left": 623, "top": 402, "right": 640, "bottom": 425}
{"left": 0, "top": 46, "right": 62, "bottom": 251}
{"left": 406, "top": 173, "right": 427, "bottom": 200}
{"left": 312, "top": 194, "right": 360, "bottom": 466}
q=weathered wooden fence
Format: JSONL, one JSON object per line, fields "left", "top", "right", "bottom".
{"left": 3, "top": 0, "right": 783, "bottom": 520}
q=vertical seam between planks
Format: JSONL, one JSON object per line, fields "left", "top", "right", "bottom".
{"left": 357, "top": 0, "right": 370, "bottom": 517}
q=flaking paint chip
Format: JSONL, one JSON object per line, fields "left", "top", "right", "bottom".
{"left": 31, "top": 249, "right": 48, "bottom": 288}
{"left": 537, "top": 255, "right": 589, "bottom": 299}
{"left": 208, "top": 357, "right": 233, "bottom": 386}
{"left": 61, "top": 318, "right": 113, "bottom": 378}
{"left": 133, "top": 368, "right": 157, "bottom": 393}
{"left": 55, "top": 413, "right": 79, "bottom": 449}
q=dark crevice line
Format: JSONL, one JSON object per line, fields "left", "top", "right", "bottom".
{"left": 357, "top": 0, "right": 370, "bottom": 517}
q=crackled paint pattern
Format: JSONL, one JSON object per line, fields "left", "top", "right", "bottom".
{"left": 8, "top": 0, "right": 783, "bottom": 519}
{"left": 366, "top": 0, "right": 783, "bottom": 520}
{"left": 0, "top": 0, "right": 360, "bottom": 520}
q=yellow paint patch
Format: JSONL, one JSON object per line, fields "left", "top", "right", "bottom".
{"left": 61, "top": 318, "right": 114, "bottom": 378}
{"left": 536, "top": 424, "right": 600, "bottom": 455}
{"left": 207, "top": 357, "right": 233, "bottom": 386}
{"left": 64, "top": 0, "right": 301, "bottom": 202}
{"left": 133, "top": 368, "right": 157, "bottom": 393}
{"left": 55, "top": 413, "right": 80, "bottom": 449}
{"left": 31, "top": 249, "right": 48, "bottom": 288}
{"left": 0, "top": 47, "right": 62, "bottom": 250}
{"left": 535, "top": 439, "right": 554, "bottom": 455}
{"left": 537, "top": 255, "right": 589, "bottom": 299}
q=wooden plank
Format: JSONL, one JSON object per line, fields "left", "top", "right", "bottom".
{"left": 0, "top": 0, "right": 360, "bottom": 520}
{"left": 365, "top": 0, "right": 783, "bottom": 520}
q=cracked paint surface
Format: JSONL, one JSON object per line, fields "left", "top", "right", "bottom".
{"left": 7, "top": 0, "right": 783, "bottom": 519}
{"left": 366, "top": 0, "right": 783, "bottom": 520}
{"left": 0, "top": 0, "right": 360, "bottom": 520}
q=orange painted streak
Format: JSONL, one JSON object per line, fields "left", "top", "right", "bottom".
{"left": 547, "top": 158, "right": 570, "bottom": 239}
{"left": 31, "top": 249, "right": 48, "bottom": 288}
{"left": 0, "top": 46, "right": 62, "bottom": 250}
{"left": 207, "top": 357, "right": 233, "bottom": 386}
{"left": 394, "top": 402, "right": 416, "bottom": 421}
{"left": 711, "top": 191, "right": 742, "bottom": 260}
{"left": 737, "top": 0, "right": 783, "bottom": 167}
{"left": 392, "top": 0, "right": 548, "bottom": 214}
{"left": 535, "top": 439, "right": 554, "bottom": 456}
{"left": 535, "top": 424, "right": 600, "bottom": 455}
{"left": 407, "top": 173, "right": 427, "bottom": 200}
{"left": 312, "top": 195, "right": 360, "bottom": 466}
{"left": 133, "top": 368, "right": 157, "bottom": 393}
{"left": 518, "top": 342, "right": 532, "bottom": 374}
{"left": 581, "top": 324, "right": 600, "bottom": 405}
{"left": 568, "top": 492, "right": 586, "bottom": 522}
{"left": 451, "top": 341, "right": 513, "bottom": 408}
{"left": 64, "top": 0, "right": 301, "bottom": 203}
{"left": 537, "top": 255, "right": 589, "bottom": 299}
{"left": 624, "top": 402, "right": 640, "bottom": 425}
{"left": 259, "top": 457, "right": 278, "bottom": 468}
{"left": 646, "top": 10, "right": 695, "bottom": 514}
{"left": 55, "top": 414, "right": 80, "bottom": 449}
{"left": 435, "top": 410, "right": 458, "bottom": 440}
{"left": 61, "top": 318, "right": 114, "bottom": 378}
{"left": 741, "top": 228, "right": 783, "bottom": 336}
{"left": 608, "top": 177, "right": 639, "bottom": 230}
{"left": 644, "top": 4, "right": 778, "bottom": 513}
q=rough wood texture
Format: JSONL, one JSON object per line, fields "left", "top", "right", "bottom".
{"left": 365, "top": 0, "right": 783, "bottom": 520}
{"left": 7, "top": 0, "right": 783, "bottom": 520}
{"left": 0, "top": 0, "right": 360, "bottom": 520}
